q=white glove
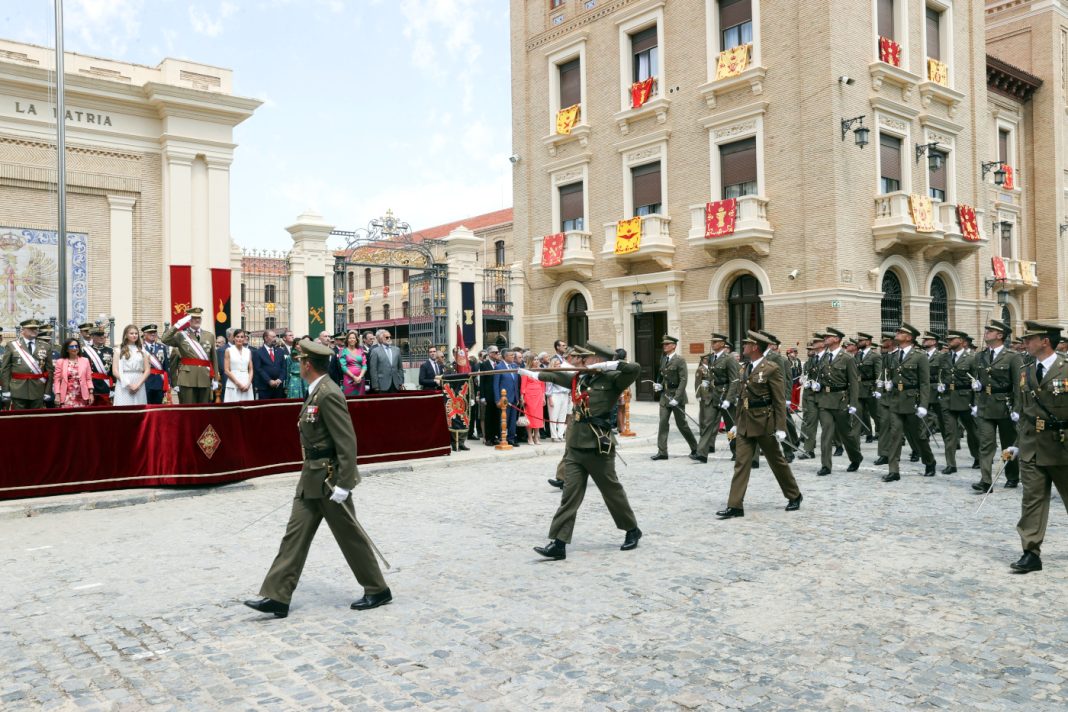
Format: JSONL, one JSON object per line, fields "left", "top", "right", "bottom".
{"left": 916, "top": 406, "right": 928, "bottom": 418}
{"left": 174, "top": 314, "right": 192, "bottom": 329}
{"left": 937, "top": 384, "right": 946, "bottom": 393}
{"left": 884, "top": 381, "right": 892, "bottom": 392}
{"left": 720, "top": 400, "right": 731, "bottom": 410}
{"left": 1002, "top": 446, "right": 1020, "bottom": 461}
{"left": 586, "top": 360, "right": 618, "bottom": 371}
{"left": 668, "top": 399, "right": 678, "bottom": 407}
{"left": 1010, "top": 411, "right": 1020, "bottom": 423}
{"left": 774, "top": 430, "right": 787, "bottom": 442}
{"left": 173, "top": 386, "right": 180, "bottom": 394}
{"left": 972, "top": 381, "right": 982, "bottom": 392}
{"left": 652, "top": 383, "right": 663, "bottom": 393}
{"left": 701, "top": 380, "right": 710, "bottom": 389}
{"left": 43, "top": 394, "right": 53, "bottom": 402}
{"left": 517, "top": 368, "right": 537, "bottom": 379}
{"left": 211, "top": 380, "right": 219, "bottom": 391}
{"left": 811, "top": 382, "right": 822, "bottom": 392}
{"left": 844, "top": 407, "right": 855, "bottom": 416}
{"left": 970, "top": 405, "right": 978, "bottom": 417}
{"left": 872, "top": 391, "right": 881, "bottom": 400}
{"left": 329, "top": 486, "right": 349, "bottom": 503}
{"left": 1, "top": 391, "right": 10, "bottom": 399}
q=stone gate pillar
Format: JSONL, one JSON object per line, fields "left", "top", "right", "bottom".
{"left": 286, "top": 210, "right": 335, "bottom": 337}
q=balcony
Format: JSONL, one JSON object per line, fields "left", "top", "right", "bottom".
{"left": 998, "top": 257, "right": 1039, "bottom": 291}
{"left": 698, "top": 65, "right": 766, "bottom": 110}
{"left": 869, "top": 62, "right": 921, "bottom": 103}
{"left": 543, "top": 122, "right": 591, "bottom": 157}
{"left": 686, "top": 196, "right": 773, "bottom": 257}
{"left": 872, "top": 192, "right": 943, "bottom": 253}
{"left": 932, "top": 202, "right": 986, "bottom": 255}
{"left": 601, "top": 214, "right": 674, "bottom": 270}
{"left": 531, "top": 230, "right": 595, "bottom": 280}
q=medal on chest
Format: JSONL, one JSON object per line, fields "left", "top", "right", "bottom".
{"left": 305, "top": 405, "right": 319, "bottom": 423}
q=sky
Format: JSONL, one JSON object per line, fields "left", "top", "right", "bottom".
{"left": 2, "top": 0, "right": 513, "bottom": 251}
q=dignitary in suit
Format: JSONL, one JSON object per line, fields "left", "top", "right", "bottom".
{"left": 940, "top": 330, "right": 979, "bottom": 474}
{"left": 83, "top": 326, "right": 114, "bottom": 406}
{"left": 881, "top": 323, "right": 937, "bottom": 481}
{"left": 252, "top": 329, "right": 287, "bottom": 400}
{"left": 695, "top": 333, "right": 741, "bottom": 463}
{"left": 0, "top": 318, "right": 54, "bottom": 409}
{"left": 367, "top": 329, "right": 404, "bottom": 393}
{"left": 418, "top": 346, "right": 445, "bottom": 390}
{"left": 973, "top": 319, "right": 1023, "bottom": 492}
{"left": 493, "top": 348, "right": 521, "bottom": 446}
{"left": 1006, "top": 322, "right": 1068, "bottom": 573}
{"left": 715, "top": 331, "right": 802, "bottom": 519}
{"left": 246, "top": 339, "right": 392, "bottom": 618}
{"left": 525, "top": 343, "right": 642, "bottom": 559}
{"left": 141, "top": 325, "right": 170, "bottom": 404}
{"left": 161, "top": 307, "right": 217, "bottom": 404}
{"left": 651, "top": 335, "right": 699, "bottom": 460}
{"left": 811, "top": 327, "right": 864, "bottom": 475}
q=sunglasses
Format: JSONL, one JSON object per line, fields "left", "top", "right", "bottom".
{"left": 67, "top": 344, "right": 80, "bottom": 350}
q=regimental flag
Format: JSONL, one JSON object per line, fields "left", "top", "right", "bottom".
{"left": 614, "top": 217, "right": 642, "bottom": 255}
{"left": 169, "top": 265, "right": 192, "bottom": 323}
{"left": 210, "top": 268, "right": 231, "bottom": 338}
{"left": 909, "top": 194, "right": 936, "bottom": 233}
{"left": 1021, "top": 261, "right": 1037, "bottom": 286}
{"left": 556, "top": 104, "right": 580, "bottom": 135}
{"left": 957, "top": 204, "right": 980, "bottom": 242}
{"left": 1002, "top": 164, "right": 1015, "bottom": 190}
{"left": 704, "top": 199, "right": 738, "bottom": 239}
{"left": 541, "top": 232, "right": 565, "bottom": 267}
{"left": 879, "top": 37, "right": 902, "bottom": 67}
{"left": 927, "top": 58, "right": 949, "bottom": 86}
{"left": 715, "top": 43, "right": 751, "bottom": 80}
{"left": 630, "top": 77, "right": 655, "bottom": 109}
{"left": 307, "top": 276, "right": 325, "bottom": 329}
{"left": 991, "top": 256, "right": 1007, "bottom": 281}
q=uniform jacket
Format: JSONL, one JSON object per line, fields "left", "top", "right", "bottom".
{"left": 943, "top": 349, "right": 977, "bottom": 412}
{"left": 539, "top": 361, "right": 640, "bottom": 450}
{"left": 977, "top": 346, "right": 1022, "bottom": 420}
{"left": 764, "top": 349, "right": 792, "bottom": 400}
{"left": 1015, "top": 354, "right": 1068, "bottom": 467}
{"left": 696, "top": 350, "right": 740, "bottom": 405}
{"left": 657, "top": 353, "right": 689, "bottom": 406}
{"left": 143, "top": 341, "right": 170, "bottom": 392}
{"left": 53, "top": 356, "right": 92, "bottom": 403}
{"left": 492, "top": 360, "right": 520, "bottom": 403}
{"left": 856, "top": 348, "right": 880, "bottom": 392}
{"left": 161, "top": 325, "right": 217, "bottom": 388}
{"left": 297, "top": 376, "right": 360, "bottom": 499}
{"left": 0, "top": 337, "right": 54, "bottom": 399}
{"left": 82, "top": 343, "right": 114, "bottom": 395}
{"left": 885, "top": 346, "right": 930, "bottom": 415}
{"left": 367, "top": 344, "right": 404, "bottom": 392}
{"left": 926, "top": 349, "right": 950, "bottom": 405}
{"left": 814, "top": 348, "right": 860, "bottom": 411}
{"left": 737, "top": 358, "right": 787, "bottom": 437}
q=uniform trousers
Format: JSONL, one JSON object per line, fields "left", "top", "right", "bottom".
{"left": 11, "top": 398, "right": 44, "bottom": 410}
{"left": 657, "top": 403, "right": 698, "bottom": 455}
{"left": 259, "top": 495, "right": 387, "bottom": 605}
{"left": 886, "top": 411, "right": 934, "bottom": 472}
{"left": 857, "top": 392, "right": 880, "bottom": 438}
{"left": 697, "top": 400, "right": 725, "bottom": 457}
{"left": 728, "top": 434, "right": 801, "bottom": 508}
{"left": 942, "top": 408, "right": 978, "bottom": 468}
{"left": 1017, "top": 459, "right": 1068, "bottom": 555}
{"left": 817, "top": 405, "right": 863, "bottom": 468}
{"left": 146, "top": 389, "right": 166, "bottom": 405}
{"left": 178, "top": 386, "right": 212, "bottom": 404}
{"left": 548, "top": 448, "right": 637, "bottom": 543}
{"left": 978, "top": 417, "right": 1019, "bottom": 485}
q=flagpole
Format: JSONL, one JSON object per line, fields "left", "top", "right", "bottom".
{"left": 54, "top": 0, "right": 68, "bottom": 337}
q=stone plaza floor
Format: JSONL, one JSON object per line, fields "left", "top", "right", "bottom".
{"left": 1, "top": 411, "right": 1067, "bottom": 710}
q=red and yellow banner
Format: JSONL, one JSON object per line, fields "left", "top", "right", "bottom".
{"left": 556, "top": 104, "right": 580, "bottom": 135}
{"left": 704, "top": 199, "right": 738, "bottom": 238}
{"left": 879, "top": 37, "right": 902, "bottom": 67}
{"left": 169, "top": 265, "right": 192, "bottom": 323}
{"left": 541, "top": 233, "right": 565, "bottom": 267}
{"left": 715, "top": 43, "right": 751, "bottom": 80}
{"left": 614, "top": 217, "right": 642, "bottom": 255}
{"left": 909, "top": 194, "right": 936, "bottom": 233}
{"left": 927, "top": 58, "right": 948, "bottom": 86}
{"left": 1021, "top": 261, "right": 1037, "bottom": 286}
{"left": 991, "top": 256, "right": 1007, "bottom": 281}
{"left": 630, "top": 77, "right": 655, "bottom": 109}
{"left": 957, "top": 204, "right": 980, "bottom": 242}
{"left": 210, "top": 268, "right": 231, "bottom": 338}
{"left": 1002, "top": 164, "right": 1015, "bottom": 190}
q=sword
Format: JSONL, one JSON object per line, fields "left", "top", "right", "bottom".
{"left": 916, "top": 408, "right": 944, "bottom": 450}
{"left": 975, "top": 458, "right": 1010, "bottom": 514}
{"left": 234, "top": 499, "right": 292, "bottom": 536}
{"left": 850, "top": 410, "right": 873, "bottom": 436}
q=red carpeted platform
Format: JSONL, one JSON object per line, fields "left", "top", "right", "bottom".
{"left": 0, "top": 391, "right": 450, "bottom": 500}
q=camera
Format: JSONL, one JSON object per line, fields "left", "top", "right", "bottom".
{"left": 508, "top": 154, "right": 521, "bottom": 165}
{"left": 787, "top": 269, "right": 800, "bottom": 281}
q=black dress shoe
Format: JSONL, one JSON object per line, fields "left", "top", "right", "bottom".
{"left": 846, "top": 458, "right": 862, "bottom": 472}
{"left": 1010, "top": 551, "right": 1042, "bottom": 573}
{"left": 1004, "top": 479, "right": 1019, "bottom": 489}
{"left": 972, "top": 481, "right": 989, "bottom": 492}
{"left": 873, "top": 456, "right": 889, "bottom": 466}
{"left": 785, "top": 494, "right": 803, "bottom": 511}
{"left": 547, "top": 478, "right": 564, "bottom": 489}
{"left": 817, "top": 466, "right": 831, "bottom": 476}
{"left": 909, "top": 453, "right": 920, "bottom": 462}
{"left": 459, "top": 444, "right": 470, "bottom": 451}
{"left": 752, "top": 460, "right": 760, "bottom": 469}
{"left": 942, "top": 466, "right": 957, "bottom": 474}
{"left": 882, "top": 472, "right": 900, "bottom": 482}
{"left": 833, "top": 446, "right": 844, "bottom": 457}
{"left": 689, "top": 450, "right": 701, "bottom": 460}
{"left": 797, "top": 451, "right": 815, "bottom": 460}
{"left": 650, "top": 454, "right": 669, "bottom": 461}
{"left": 689, "top": 452, "right": 706, "bottom": 462}
{"left": 971, "top": 459, "right": 980, "bottom": 469}
{"left": 351, "top": 588, "right": 393, "bottom": 610}
{"left": 865, "top": 435, "right": 876, "bottom": 444}
{"left": 620, "top": 527, "right": 642, "bottom": 550}
{"left": 534, "top": 539, "right": 566, "bottom": 560}
{"left": 784, "top": 454, "right": 794, "bottom": 464}
{"left": 244, "top": 598, "right": 289, "bottom": 618}
{"left": 924, "top": 463, "right": 937, "bottom": 477}
{"left": 715, "top": 506, "right": 744, "bottom": 519}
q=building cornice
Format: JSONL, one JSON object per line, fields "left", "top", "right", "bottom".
{"left": 986, "top": 54, "right": 1043, "bottom": 102}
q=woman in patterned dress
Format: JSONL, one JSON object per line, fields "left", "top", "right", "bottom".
{"left": 340, "top": 330, "right": 366, "bottom": 397}
{"left": 54, "top": 338, "right": 93, "bottom": 408}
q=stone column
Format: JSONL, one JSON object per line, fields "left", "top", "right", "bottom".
{"left": 286, "top": 211, "right": 335, "bottom": 337}
{"left": 441, "top": 226, "right": 484, "bottom": 353}
{"left": 229, "top": 241, "right": 243, "bottom": 329}
{"left": 107, "top": 195, "right": 136, "bottom": 330}
{"left": 207, "top": 157, "right": 232, "bottom": 269}
{"left": 162, "top": 148, "right": 194, "bottom": 320}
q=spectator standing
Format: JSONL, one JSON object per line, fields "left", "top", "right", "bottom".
{"left": 339, "top": 331, "right": 367, "bottom": 396}
{"left": 142, "top": 325, "right": 170, "bottom": 404}
{"left": 494, "top": 348, "right": 521, "bottom": 446}
{"left": 83, "top": 325, "right": 114, "bottom": 406}
{"left": 368, "top": 330, "right": 404, "bottom": 393}
{"left": 53, "top": 337, "right": 92, "bottom": 408}
{"left": 285, "top": 336, "right": 307, "bottom": 400}
{"left": 253, "top": 329, "right": 287, "bottom": 399}
{"left": 419, "top": 347, "right": 444, "bottom": 390}
{"left": 113, "top": 324, "right": 150, "bottom": 406}
{"left": 520, "top": 353, "right": 546, "bottom": 445}
{"left": 224, "top": 329, "right": 255, "bottom": 403}
{"left": 480, "top": 346, "right": 502, "bottom": 445}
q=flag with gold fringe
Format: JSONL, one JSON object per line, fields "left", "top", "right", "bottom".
{"left": 715, "top": 44, "right": 751, "bottom": 80}
{"left": 1020, "top": 261, "right": 1037, "bottom": 286}
{"left": 879, "top": 37, "right": 902, "bottom": 67}
{"left": 909, "top": 194, "right": 936, "bottom": 233}
{"left": 956, "top": 205, "right": 980, "bottom": 242}
{"left": 556, "top": 104, "right": 580, "bottom": 135}
{"left": 991, "top": 256, "right": 1007, "bottom": 281}
{"left": 1001, "top": 165, "right": 1014, "bottom": 190}
{"left": 704, "top": 199, "right": 738, "bottom": 238}
{"left": 614, "top": 217, "right": 642, "bottom": 255}
{"left": 541, "top": 233, "right": 565, "bottom": 267}
{"left": 927, "top": 58, "right": 948, "bottom": 86}
{"left": 630, "top": 77, "right": 655, "bottom": 109}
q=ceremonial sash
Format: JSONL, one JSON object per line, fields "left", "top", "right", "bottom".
{"left": 83, "top": 344, "right": 108, "bottom": 376}
{"left": 146, "top": 348, "right": 170, "bottom": 392}
{"left": 10, "top": 340, "right": 44, "bottom": 376}
{"left": 179, "top": 330, "right": 215, "bottom": 377}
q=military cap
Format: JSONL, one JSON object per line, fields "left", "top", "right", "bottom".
{"left": 808, "top": 338, "right": 823, "bottom": 347}
{"left": 661, "top": 334, "right": 679, "bottom": 344}
{"left": 20, "top": 318, "right": 42, "bottom": 329}
{"left": 585, "top": 342, "right": 615, "bottom": 359}
{"left": 824, "top": 327, "right": 845, "bottom": 339}
{"left": 896, "top": 322, "right": 920, "bottom": 338}
{"left": 984, "top": 319, "right": 1012, "bottom": 337}
{"left": 295, "top": 338, "right": 333, "bottom": 360}
{"left": 757, "top": 330, "right": 781, "bottom": 345}
{"left": 724, "top": 340, "right": 734, "bottom": 351}
{"left": 141, "top": 324, "right": 159, "bottom": 333}
{"left": 1060, "top": 336, "right": 1068, "bottom": 345}
{"left": 881, "top": 331, "right": 895, "bottom": 340}
{"left": 743, "top": 330, "right": 771, "bottom": 347}
{"left": 856, "top": 332, "right": 873, "bottom": 341}
{"left": 812, "top": 331, "right": 827, "bottom": 340}
{"left": 1021, "top": 321, "right": 1062, "bottom": 341}
{"left": 570, "top": 345, "right": 595, "bottom": 357}
{"left": 78, "top": 322, "right": 94, "bottom": 331}
{"left": 89, "top": 326, "right": 106, "bottom": 336}
{"left": 921, "top": 331, "right": 940, "bottom": 342}
{"left": 710, "top": 332, "right": 729, "bottom": 342}
{"left": 946, "top": 329, "right": 968, "bottom": 340}
{"left": 185, "top": 307, "right": 204, "bottom": 316}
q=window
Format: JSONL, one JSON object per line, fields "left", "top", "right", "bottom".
{"left": 364, "top": 268, "right": 371, "bottom": 290}
{"left": 929, "top": 276, "right": 948, "bottom": 338}
{"left": 727, "top": 275, "right": 763, "bottom": 349}
{"left": 566, "top": 293, "right": 588, "bottom": 347}
{"left": 559, "top": 182, "right": 584, "bottom": 231}
{"left": 347, "top": 271, "right": 354, "bottom": 293}
{"left": 495, "top": 240, "right": 506, "bottom": 265}
{"left": 402, "top": 301, "right": 410, "bottom": 318}
{"left": 559, "top": 59, "right": 581, "bottom": 108}
{"left": 383, "top": 303, "right": 390, "bottom": 320}
{"left": 880, "top": 271, "right": 902, "bottom": 334}
{"left": 1000, "top": 222, "right": 1014, "bottom": 259}
{"left": 632, "top": 162, "right": 662, "bottom": 216}
{"left": 383, "top": 267, "right": 390, "bottom": 285}
{"left": 495, "top": 287, "right": 507, "bottom": 307}
{"left": 550, "top": 0, "right": 564, "bottom": 8}
{"left": 347, "top": 308, "right": 355, "bottom": 324}
{"left": 878, "top": 0, "right": 895, "bottom": 39}
{"left": 365, "top": 305, "right": 372, "bottom": 322}
{"left": 264, "top": 284, "right": 276, "bottom": 303}
{"left": 998, "top": 129, "right": 1010, "bottom": 164}
{"left": 720, "top": 0, "right": 753, "bottom": 50}
{"left": 929, "top": 149, "right": 947, "bottom": 202}
{"left": 631, "top": 26, "right": 658, "bottom": 83}
{"left": 879, "top": 133, "right": 902, "bottom": 194}
{"left": 720, "top": 138, "right": 757, "bottom": 199}
{"left": 926, "top": 7, "right": 940, "bottom": 60}
{"left": 240, "top": 282, "right": 246, "bottom": 303}
{"left": 264, "top": 317, "right": 277, "bottom": 331}
{"left": 402, "top": 268, "right": 410, "bottom": 282}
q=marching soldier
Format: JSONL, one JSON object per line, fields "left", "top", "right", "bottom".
{"left": 546, "top": 346, "right": 589, "bottom": 490}
{"left": 245, "top": 339, "right": 392, "bottom": 618}
{"left": 811, "top": 327, "right": 864, "bottom": 475}
{"left": 651, "top": 335, "right": 699, "bottom": 461}
{"left": 83, "top": 326, "right": 114, "bottom": 406}
{"left": 922, "top": 332, "right": 949, "bottom": 442}
{"left": 141, "top": 325, "right": 170, "bottom": 405}
{"left": 715, "top": 331, "right": 803, "bottom": 519}
{"left": 695, "top": 333, "right": 741, "bottom": 463}
{"left": 1057, "top": 336, "right": 1068, "bottom": 355}
{"left": 0, "top": 318, "right": 54, "bottom": 409}
{"left": 1006, "top": 322, "right": 1068, "bottom": 574}
{"left": 855, "top": 332, "right": 881, "bottom": 442}
{"left": 161, "top": 307, "right": 217, "bottom": 404}
{"left": 881, "top": 323, "right": 937, "bottom": 482}
{"left": 974, "top": 319, "right": 1023, "bottom": 492}
{"left": 940, "top": 330, "right": 980, "bottom": 475}
{"left": 798, "top": 335, "right": 824, "bottom": 460}
{"left": 759, "top": 331, "right": 800, "bottom": 463}
{"left": 525, "top": 342, "right": 643, "bottom": 559}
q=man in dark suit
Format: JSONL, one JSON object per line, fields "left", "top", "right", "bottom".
{"left": 367, "top": 329, "right": 404, "bottom": 392}
{"left": 253, "top": 329, "right": 287, "bottom": 399}
{"left": 328, "top": 332, "right": 344, "bottom": 386}
{"left": 493, "top": 348, "right": 521, "bottom": 446}
{"left": 418, "top": 347, "right": 444, "bottom": 390}
{"left": 479, "top": 347, "right": 501, "bottom": 444}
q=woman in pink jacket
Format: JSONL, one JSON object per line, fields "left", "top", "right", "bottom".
{"left": 53, "top": 337, "right": 93, "bottom": 408}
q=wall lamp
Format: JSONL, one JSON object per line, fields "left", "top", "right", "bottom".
{"left": 981, "top": 160, "right": 1006, "bottom": 185}
{"left": 630, "top": 289, "right": 652, "bottom": 316}
{"left": 915, "top": 143, "right": 944, "bottom": 171}
{"left": 841, "top": 116, "right": 869, "bottom": 147}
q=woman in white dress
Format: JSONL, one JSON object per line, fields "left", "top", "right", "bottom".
{"left": 112, "top": 324, "right": 150, "bottom": 406}
{"left": 224, "top": 328, "right": 255, "bottom": 403}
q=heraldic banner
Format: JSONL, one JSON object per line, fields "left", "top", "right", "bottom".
{"left": 556, "top": 104, "right": 580, "bottom": 135}
{"left": 1001, "top": 165, "right": 1015, "bottom": 190}
{"left": 630, "top": 77, "right": 654, "bottom": 109}
{"left": 991, "top": 256, "right": 1007, "bottom": 280}
{"left": 715, "top": 43, "right": 751, "bottom": 80}
{"left": 704, "top": 199, "right": 738, "bottom": 238}
{"left": 307, "top": 275, "right": 326, "bottom": 331}
{"left": 879, "top": 37, "right": 902, "bottom": 67}
{"left": 956, "top": 205, "right": 980, "bottom": 242}
{"left": 0, "top": 392, "right": 451, "bottom": 500}
{"left": 169, "top": 265, "right": 192, "bottom": 323}
{"left": 908, "top": 194, "right": 936, "bottom": 233}
{"left": 210, "top": 268, "right": 231, "bottom": 337}
{"left": 614, "top": 217, "right": 642, "bottom": 255}
{"left": 541, "top": 233, "right": 565, "bottom": 267}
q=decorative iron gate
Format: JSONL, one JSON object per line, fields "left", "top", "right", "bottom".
{"left": 240, "top": 249, "right": 291, "bottom": 341}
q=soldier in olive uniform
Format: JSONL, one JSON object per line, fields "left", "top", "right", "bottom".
{"left": 798, "top": 335, "right": 824, "bottom": 459}
{"left": 939, "top": 330, "right": 979, "bottom": 474}
{"left": 82, "top": 326, "right": 114, "bottom": 406}
{"left": 651, "top": 335, "right": 699, "bottom": 461}
{"left": 1005, "top": 322, "right": 1068, "bottom": 573}
{"left": 854, "top": 332, "right": 881, "bottom": 443}
{"left": 810, "top": 327, "right": 864, "bottom": 475}
{"left": 526, "top": 342, "right": 642, "bottom": 559}
{"left": 246, "top": 339, "right": 391, "bottom": 618}
{"left": 695, "top": 333, "right": 741, "bottom": 463}
{"left": 0, "top": 318, "right": 54, "bottom": 409}
{"left": 715, "top": 331, "right": 802, "bottom": 519}
{"left": 759, "top": 331, "right": 800, "bottom": 463}
{"left": 77, "top": 322, "right": 93, "bottom": 347}
{"left": 881, "top": 322, "right": 937, "bottom": 482}
{"left": 974, "top": 319, "right": 1023, "bottom": 491}
{"left": 922, "top": 332, "right": 949, "bottom": 443}
{"left": 161, "top": 307, "right": 218, "bottom": 404}
{"left": 1057, "top": 336, "right": 1068, "bottom": 355}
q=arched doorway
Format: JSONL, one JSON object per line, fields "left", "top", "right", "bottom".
{"left": 929, "top": 275, "right": 948, "bottom": 338}
{"left": 880, "top": 271, "right": 903, "bottom": 334}
{"left": 566, "top": 293, "right": 588, "bottom": 348}
{"left": 727, "top": 275, "right": 763, "bottom": 348}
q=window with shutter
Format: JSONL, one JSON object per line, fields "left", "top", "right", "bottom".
{"left": 926, "top": 7, "right": 940, "bottom": 61}
{"left": 878, "top": 0, "right": 895, "bottom": 39}
{"left": 559, "top": 182, "right": 584, "bottom": 231}
{"left": 720, "top": 138, "right": 757, "bottom": 199}
{"left": 998, "top": 129, "right": 1009, "bottom": 164}
{"left": 559, "top": 59, "right": 581, "bottom": 108}
{"left": 929, "top": 150, "right": 947, "bottom": 202}
{"left": 631, "top": 162, "right": 662, "bottom": 216}
{"left": 880, "top": 134, "right": 902, "bottom": 193}
{"left": 631, "top": 26, "right": 658, "bottom": 83}
{"left": 719, "top": 0, "right": 753, "bottom": 50}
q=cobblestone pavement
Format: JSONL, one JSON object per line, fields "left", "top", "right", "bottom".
{"left": 2, "top": 417, "right": 1067, "bottom": 711}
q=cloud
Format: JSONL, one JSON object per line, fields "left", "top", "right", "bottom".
{"left": 398, "top": 0, "right": 483, "bottom": 113}
{"left": 188, "top": 1, "right": 238, "bottom": 38}
{"left": 64, "top": 0, "right": 144, "bottom": 57}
